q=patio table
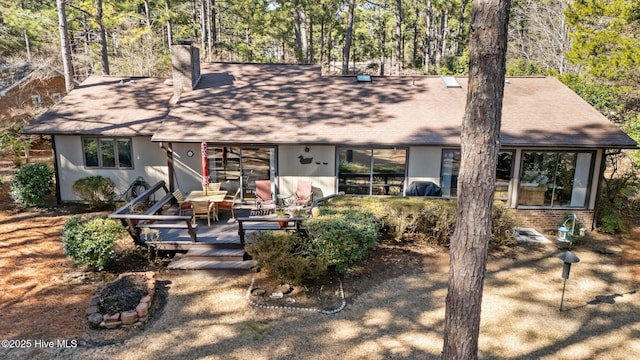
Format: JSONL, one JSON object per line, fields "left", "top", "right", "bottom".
{"left": 186, "top": 190, "right": 227, "bottom": 221}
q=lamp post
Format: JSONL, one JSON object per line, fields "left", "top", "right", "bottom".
{"left": 558, "top": 251, "right": 580, "bottom": 311}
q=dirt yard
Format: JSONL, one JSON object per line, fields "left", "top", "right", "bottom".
{"left": 0, "top": 150, "right": 639, "bottom": 359}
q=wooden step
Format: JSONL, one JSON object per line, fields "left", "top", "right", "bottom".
{"left": 181, "top": 247, "right": 248, "bottom": 261}
{"left": 168, "top": 258, "right": 256, "bottom": 270}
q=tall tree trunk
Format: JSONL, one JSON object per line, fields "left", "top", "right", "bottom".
{"left": 143, "top": 0, "right": 152, "bottom": 27}
{"left": 56, "top": 0, "right": 74, "bottom": 93}
{"left": 453, "top": 0, "right": 470, "bottom": 55}
{"left": 207, "top": 0, "right": 213, "bottom": 61}
{"left": 424, "top": 0, "right": 432, "bottom": 73}
{"left": 309, "top": 16, "right": 314, "bottom": 63}
{"left": 413, "top": 7, "right": 419, "bottom": 67}
{"left": 320, "top": 16, "right": 325, "bottom": 64}
{"left": 96, "top": 0, "right": 110, "bottom": 75}
{"left": 395, "top": 0, "right": 403, "bottom": 75}
{"left": 165, "top": 0, "right": 173, "bottom": 50}
{"left": 380, "top": 16, "right": 387, "bottom": 75}
{"left": 211, "top": 0, "right": 217, "bottom": 59}
{"left": 23, "top": 30, "right": 31, "bottom": 61}
{"left": 200, "top": 0, "right": 207, "bottom": 58}
{"left": 342, "top": 0, "right": 356, "bottom": 75}
{"left": 293, "top": 0, "right": 309, "bottom": 63}
{"left": 437, "top": 7, "right": 449, "bottom": 69}
{"left": 441, "top": 0, "right": 510, "bottom": 359}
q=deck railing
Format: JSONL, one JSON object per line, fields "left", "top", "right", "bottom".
{"left": 109, "top": 180, "right": 197, "bottom": 244}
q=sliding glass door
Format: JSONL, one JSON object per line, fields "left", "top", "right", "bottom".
{"left": 208, "top": 146, "right": 275, "bottom": 201}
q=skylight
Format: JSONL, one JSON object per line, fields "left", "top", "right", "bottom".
{"left": 441, "top": 76, "right": 461, "bottom": 88}
{"left": 356, "top": 74, "right": 372, "bottom": 82}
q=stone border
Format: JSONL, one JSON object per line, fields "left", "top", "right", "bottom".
{"left": 246, "top": 277, "right": 346, "bottom": 315}
{"left": 86, "top": 271, "right": 156, "bottom": 329}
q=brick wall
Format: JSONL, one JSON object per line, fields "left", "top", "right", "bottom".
{"left": 512, "top": 209, "right": 594, "bottom": 234}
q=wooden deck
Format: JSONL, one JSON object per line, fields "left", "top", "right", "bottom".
{"left": 108, "top": 181, "right": 330, "bottom": 270}
{"left": 141, "top": 206, "right": 255, "bottom": 250}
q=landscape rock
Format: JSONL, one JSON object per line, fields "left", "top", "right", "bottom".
{"left": 121, "top": 310, "right": 138, "bottom": 325}
{"left": 87, "top": 313, "right": 103, "bottom": 327}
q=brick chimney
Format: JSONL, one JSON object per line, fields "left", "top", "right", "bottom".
{"left": 171, "top": 41, "right": 201, "bottom": 104}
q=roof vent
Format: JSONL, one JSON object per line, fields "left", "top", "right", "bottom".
{"left": 441, "top": 76, "right": 461, "bottom": 88}
{"left": 356, "top": 74, "right": 372, "bottom": 82}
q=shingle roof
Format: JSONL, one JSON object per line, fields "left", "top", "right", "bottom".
{"left": 24, "top": 76, "right": 172, "bottom": 136}
{"left": 25, "top": 62, "right": 637, "bottom": 149}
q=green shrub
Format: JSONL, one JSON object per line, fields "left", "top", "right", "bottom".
{"left": 305, "top": 209, "right": 378, "bottom": 275}
{"left": 245, "top": 231, "right": 327, "bottom": 284}
{"left": 72, "top": 176, "right": 115, "bottom": 208}
{"left": 246, "top": 208, "right": 378, "bottom": 284}
{"left": 491, "top": 201, "right": 519, "bottom": 246}
{"left": 62, "top": 216, "right": 125, "bottom": 270}
{"left": 320, "top": 196, "right": 519, "bottom": 246}
{"left": 9, "top": 163, "right": 54, "bottom": 207}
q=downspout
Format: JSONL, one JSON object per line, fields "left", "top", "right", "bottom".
{"left": 51, "top": 136, "right": 62, "bottom": 204}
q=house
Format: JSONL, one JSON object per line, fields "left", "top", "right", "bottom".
{"left": 0, "top": 63, "right": 72, "bottom": 122}
{"left": 23, "top": 44, "right": 637, "bottom": 231}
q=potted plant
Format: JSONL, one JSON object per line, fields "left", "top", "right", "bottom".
{"left": 276, "top": 206, "right": 288, "bottom": 229}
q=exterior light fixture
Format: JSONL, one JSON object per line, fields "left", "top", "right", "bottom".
{"left": 186, "top": 150, "right": 194, "bottom": 157}
{"left": 558, "top": 251, "right": 580, "bottom": 311}
{"left": 558, "top": 213, "right": 578, "bottom": 248}
{"left": 557, "top": 225, "right": 570, "bottom": 242}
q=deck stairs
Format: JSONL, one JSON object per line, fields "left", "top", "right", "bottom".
{"left": 168, "top": 243, "right": 256, "bottom": 270}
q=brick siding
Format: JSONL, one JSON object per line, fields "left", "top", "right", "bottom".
{"left": 512, "top": 209, "right": 594, "bottom": 234}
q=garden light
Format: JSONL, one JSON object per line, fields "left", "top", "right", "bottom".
{"left": 558, "top": 251, "right": 580, "bottom": 311}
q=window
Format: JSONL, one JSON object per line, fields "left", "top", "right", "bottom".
{"left": 338, "top": 148, "right": 406, "bottom": 195}
{"left": 440, "top": 150, "right": 460, "bottom": 197}
{"left": 440, "top": 149, "right": 514, "bottom": 199}
{"left": 52, "top": 93, "right": 62, "bottom": 103}
{"left": 31, "top": 95, "right": 42, "bottom": 109}
{"left": 82, "top": 137, "right": 133, "bottom": 169}
{"left": 518, "top": 151, "right": 592, "bottom": 208}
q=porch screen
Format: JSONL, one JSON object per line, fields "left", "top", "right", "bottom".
{"left": 338, "top": 148, "right": 406, "bottom": 195}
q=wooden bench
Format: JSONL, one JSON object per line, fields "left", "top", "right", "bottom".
{"left": 237, "top": 217, "right": 305, "bottom": 245}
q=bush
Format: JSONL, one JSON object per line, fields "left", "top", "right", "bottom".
{"left": 9, "top": 163, "right": 53, "bottom": 207}
{"left": 491, "top": 201, "right": 519, "bottom": 246}
{"left": 245, "top": 231, "right": 327, "bottom": 284}
{"left": 246, "top": 208, "right": 379, "bottom": 284}
{"left": 62, "top": 216, "right": 126, "bottom": 270}
{"left": 321, "top": 196, "right": 519, "bottom": 247}
{"left": 72, "top": 176, "right": 115, "bottom": 208}
{"left": 305, "top": 209, "right": 378, "bottom": 275}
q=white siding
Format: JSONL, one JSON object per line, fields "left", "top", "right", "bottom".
{"left": 278, "top": 145, "right": 335, "bottom": 199}
{"left": 54, "top": 135, "right": 168, "bottom": 201}
{"left": 171, "top": 143, "right": 209, "bottom": 193}
{"left": 407, "top": 147, "right": 442, "bottom": 185}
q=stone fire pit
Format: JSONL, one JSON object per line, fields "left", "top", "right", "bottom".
{"left": 86, "top": 271, "right": 156, "bottom": 329}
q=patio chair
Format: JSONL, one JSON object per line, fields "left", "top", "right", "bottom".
{"left": 191, "top": 200, "right": 215, "bottom": 226}
{"left": 285, "top": 180, "right": 313, "bottom": 210}
{"left": 203, "top": 182, "right": 221, "bottom": 194}
{"left": 172, "top": 189, "right": 192, "bottom": 215}
{"left": 255, "top": 180, "right": 276, "bottom": 210}
{"left": 217, "top": 188, "right": 241, "bottom": 220}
